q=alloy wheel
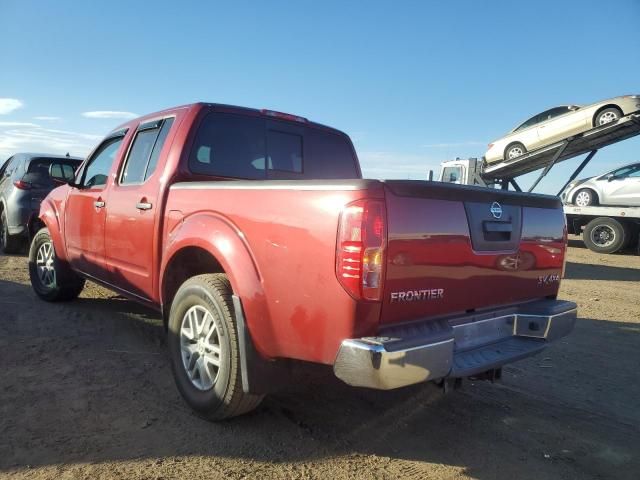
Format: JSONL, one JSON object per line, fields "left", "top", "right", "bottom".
{"left": 179, "top": 305, "right": 222, "bottom": 391}
{"left": 36, "top": 241, "right": 56, "bottom": 288}
{"left": 507, "top": 146, "right": 524, "bottom": 159}
{"left": 575, "top": 191, "right": 591, "bottom": 207}
{"left": 598, "top": 111, "right": 619, "bottom": 125}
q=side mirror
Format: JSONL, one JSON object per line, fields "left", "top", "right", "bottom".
{"left": 568, "top": 105, "right": 580, "bottom": 111}
{"left": 606, "top": 173, "right": 615, "bottom": 182}
{"left": 48, "top": 162, "right": 80, "bottom": 187}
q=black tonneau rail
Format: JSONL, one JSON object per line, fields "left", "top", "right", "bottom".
{"left": 383, "top": 180, "right": 561, "bottom": 209}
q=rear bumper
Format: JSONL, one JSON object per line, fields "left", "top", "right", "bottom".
{"left": 333, "top": 299, "right": 576, "bottom": 390}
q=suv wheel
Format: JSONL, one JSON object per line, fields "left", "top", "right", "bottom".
{"left": 0, "top": 210, "right": 21, "bottom": 254}
{"left": 168, "top": 274, "right": 264, "bottom": 420}
{"left": 28, "top": 228, "right": 85, "bottom": 301}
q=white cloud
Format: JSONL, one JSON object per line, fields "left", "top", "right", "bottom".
{"left": 0, "top": 121, "right": 40, "bottom": 128}
{"left": 0, "top": 123, "right": 101, "bottom": 159}
{"left": 422, "top": 141, "right": 485, "bottom": 148}
{"left": 0, "top": 98, "right": 24, "bottom": 115}
{"left": 33, "top": 116, "right": 61, "bottom": 121}
{"left": 358, "top": 151, "right": 441, "bottom": 180}
{"left": 82, "top": 110, "right": 138, "bottom": 119}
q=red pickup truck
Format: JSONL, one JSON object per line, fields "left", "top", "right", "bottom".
{"left": 29, "top": 103, "right": 577, "bottom": 420}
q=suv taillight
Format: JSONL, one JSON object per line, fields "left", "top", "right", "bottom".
{"left": 336, "top": 199, "right": 386, "bottom": 301}
{"left": 13, "top": 180, "right": 32, "bottom": 190}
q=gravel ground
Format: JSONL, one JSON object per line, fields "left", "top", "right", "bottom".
{"left": 0, "top": 237, "right": 639, "bottom": 479}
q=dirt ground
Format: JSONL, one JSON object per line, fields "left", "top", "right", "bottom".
{"left": 0, "top": 237, "right": 639, "bottom": 480}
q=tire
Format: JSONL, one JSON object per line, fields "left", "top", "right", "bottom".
{"left": 594, "top": 107, "right": 622, "bottom": 127}
{"left": 573, "top": 188, "right": 598, "bottom": 207}
{"left": 167, "top": 273, "right": 264, "bottom": 420}
{"left": 582, "top": 217, "right": 628, "bottom": 254}
{"left": 0, "top": 210, "right": 21, "bottom": 254}
{"left": 28, "top": 228, "right": 85, "bottom": 301}
{"left": 504, "top": 142, "right": 526, "bottom": 161}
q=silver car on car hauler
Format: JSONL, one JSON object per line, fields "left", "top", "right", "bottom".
{"left": 485, "top": 95, "right": 640, "bottom": 164}
{"left": 562, "top": 162, "right": 640, "bottom": 207}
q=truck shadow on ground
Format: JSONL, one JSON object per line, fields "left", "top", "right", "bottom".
{"left": 1, "top": 278, "right": 639, "bottom": 480}
{"left": 564, "top": 261, "right": 640, "bottom": 281}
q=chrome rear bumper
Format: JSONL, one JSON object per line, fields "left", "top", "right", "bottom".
{"left": 333, "top": 299, "right": 577, "bottom": 390}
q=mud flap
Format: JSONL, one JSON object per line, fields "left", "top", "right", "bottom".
{"left": 232, "top": 295, "right": 292, "bottom": 395}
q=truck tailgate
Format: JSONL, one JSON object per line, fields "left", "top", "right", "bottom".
{"left": 380, "top": 181, "right": 566, "bottom": 325}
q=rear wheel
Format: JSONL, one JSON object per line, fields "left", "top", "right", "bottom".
{"left": 582, "top": 217, "right": 628, "bottom": 254}
{"left": 0, "top": 210, "right": 21, "bottom": 254}
{"left": 28, "top": 228, "right": 85, "bottom": 301}
{"left": 168, "top": 274, "right": 264, "bottom": 420}
{"left": 504, "top": 142, "right": 526, "bottom": 161}
{"left": 594, "top": 107, "right": 622, "bottom": 126}
{"left": 573, "top": 188, "right": 598, "bottom": 207}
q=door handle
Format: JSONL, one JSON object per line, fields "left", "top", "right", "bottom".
{"left": 136, "top": 202, "right": 152, "bottom": 210}
{"left": 94, "top": 200, "right": 105, "bottom": 208}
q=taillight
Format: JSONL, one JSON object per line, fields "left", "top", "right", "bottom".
{"left": 13, "top": 180, "right": 32, "bottom": 190}
{"left": 336, "top": 199, "right": 386, "bottom": 301}
{"left": 487, "top": 143, "right": 494, "bottom": 150}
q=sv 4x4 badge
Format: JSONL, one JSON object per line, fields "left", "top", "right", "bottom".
{"left": 538, "top": 273, "right": 560, "bottom": 286}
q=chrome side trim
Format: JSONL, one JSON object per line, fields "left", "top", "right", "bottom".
{"left": 170, "top": 180, "right": 378, "bottom": 191}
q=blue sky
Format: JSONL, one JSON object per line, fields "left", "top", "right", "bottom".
{"left": 1, "top": 0, "right": 639, "bottom": 194}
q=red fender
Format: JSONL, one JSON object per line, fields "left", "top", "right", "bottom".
{"left": 160, "top": 212, "right": 276, "bottom": 358}
{"left": 38, "top": 196, "right": 70, "bottom": 262}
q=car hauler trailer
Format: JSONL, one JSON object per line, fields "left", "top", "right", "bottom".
{"left": 438, "top": 113, "right": 640, "bottom": 254}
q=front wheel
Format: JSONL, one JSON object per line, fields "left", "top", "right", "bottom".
{"left": 505, "top": 142, "right": 526, "bottom": 161}
{"left": 573, "top": 188, "right": 598, "bottom": 207}
{"left": 28, "top": 228, "right": 85, "bottom": 301}
{"left": 167, "top": 274, "right": 263, "bottom": 420}
{"left": 582, "top": 217, "right": 628, "bottom": 254}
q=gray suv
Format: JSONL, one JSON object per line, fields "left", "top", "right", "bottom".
{"left": 0, "top": 153, "right": 82, "bottom": 253}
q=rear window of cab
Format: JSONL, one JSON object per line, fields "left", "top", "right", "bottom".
{"left": 188, "top": 112, "right": 359, "bottom": 180}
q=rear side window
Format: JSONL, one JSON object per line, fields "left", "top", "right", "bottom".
{"left": 121, "top": 118, "right": 174, "bottom": 184}
{"left": 514, "top": 114, "right": 541, "bottom": 132}
{"left": 304, "top": 129, "right": 358, "bottom": 179}
{"left": 189, "top": 112, "right": 358, "bottom": 180}
{"left": 190, "top": 113, "right": 266, "bottom": 180}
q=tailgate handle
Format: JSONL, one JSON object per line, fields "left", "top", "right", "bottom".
{"left": 483, "top": 221, "right": 512, "bottom": 233}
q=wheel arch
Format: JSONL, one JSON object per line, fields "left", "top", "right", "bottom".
{"left": 572, "top": 187, "right": 599, "bottom": 205}
{"left": 592, "top": 104, "right": 623, "bottom": 126}
{"left": 160, "top": 213, "right": 274, "bottom": 358}
{"left": 504, "top": 141, "right": 526, "bottom": 161}
{"left": 37, "top": 198, "right": 69, "bottom": 262}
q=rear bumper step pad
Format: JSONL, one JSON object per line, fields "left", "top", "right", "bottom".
{"left": 333, "top": 299, "right": 576, "bottom": 390}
